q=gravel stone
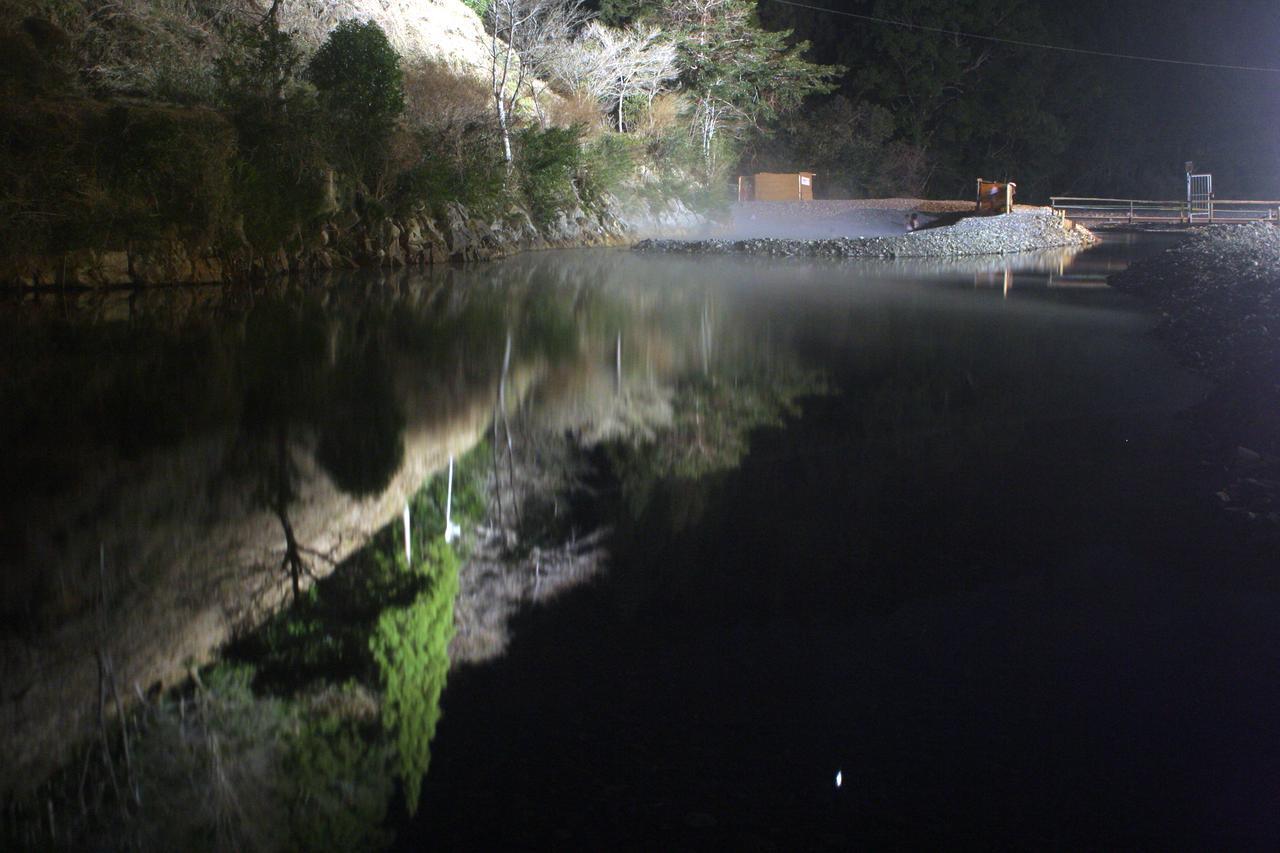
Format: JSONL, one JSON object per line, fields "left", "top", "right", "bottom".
{"left": 633, "top": 209, "right": 1097, "bottom": 259}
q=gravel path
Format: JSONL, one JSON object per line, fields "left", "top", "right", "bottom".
{"left": 635, "top": 209, "right": 1096, "bottom": 258}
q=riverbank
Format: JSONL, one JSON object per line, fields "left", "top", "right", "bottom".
{"left": 0, "top": 12, "right": 710, "bottom": 289}
{"left": 1110, "top": 222, "right": 1280, "bottom": 532}
{"left": 635, "top": 208, "right": 1097, "bottom": 258}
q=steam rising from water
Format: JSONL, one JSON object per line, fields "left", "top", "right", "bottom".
{"left": 712, "top": 200, "right": 939, "bottom": 240}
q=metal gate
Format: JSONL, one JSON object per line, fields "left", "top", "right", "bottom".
{"left": 1188, "top": 173, "right": 1213, "bottom": 222}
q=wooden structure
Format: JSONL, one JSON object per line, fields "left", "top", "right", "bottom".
{"left": 738, "top": 172, "right": 815, "bottom": 202}
{"left": 977, "top": 179, "right": 1016, "bottom": 214}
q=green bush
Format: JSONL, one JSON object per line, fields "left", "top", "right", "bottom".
{"left": 286, "top": 714, "right": 393, "bottom": 851}
{"left": 307, "top": 20, "right": 404, "bottom": 190}
{"left": 517, "top": 125, "right": 583, "bottom": 226}
{"left": 410, "top": 440, "right": 491, "bottom": 545}
{"left": 578, "top": 131, "right": 638, "bottom": 206}
{"left": 392, "top": 126, "right": 506, "bottom": 219}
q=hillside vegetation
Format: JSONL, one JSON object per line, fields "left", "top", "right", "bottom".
{"left": 0, "top": 0, "right": 835, "bottom": 284}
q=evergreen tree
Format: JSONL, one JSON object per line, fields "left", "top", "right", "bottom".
{"left": 657, "top": 0, "right": 838, "bottom": 181}
{"left": 306, "top": 20, "right": 405, "bottom": 190}
{"left": 760, "top": 0, "right": 1069, "bottom": 197}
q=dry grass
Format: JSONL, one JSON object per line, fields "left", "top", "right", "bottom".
{"left": 402, "top": 58, "right": 492, "bottom": 133}
{"left": 546, "top": 89, "right": 607, "bottom": 135}
{"left": 641, "top": 92, "right": 686, "bottom": 136}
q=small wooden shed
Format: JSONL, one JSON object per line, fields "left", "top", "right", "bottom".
{"left": 976, "top": 179, "right": 1016, "bottom": 214}
{"left": 738, "top": 172, "right": 816, "bottom": 202}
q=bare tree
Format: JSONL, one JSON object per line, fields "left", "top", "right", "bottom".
{"left": 486, "top": 0, "right": 591, "bottom": 162}
{"left": 553, "top": 22, "right": 680, "bottom": 132}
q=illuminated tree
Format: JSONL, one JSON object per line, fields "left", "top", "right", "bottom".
{"left": 553, "top": 22, "right": 680, "bottom": 131}
{"left": 485, "top": 0, "right": 590, "bottom": 163}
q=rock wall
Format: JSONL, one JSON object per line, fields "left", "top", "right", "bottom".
{"left": 2, "top": 196, "right": 636, "bottom": 288}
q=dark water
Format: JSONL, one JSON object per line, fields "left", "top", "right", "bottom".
{"left": 399, "top": 236, "right": 1280, "bottom": 849}
{"left": 7, "top": 233, "right": 1278, "bottom": 848}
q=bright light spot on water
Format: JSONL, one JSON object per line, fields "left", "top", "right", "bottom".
{"left": 835, "top": 770, "right": 843, "bottom": 788}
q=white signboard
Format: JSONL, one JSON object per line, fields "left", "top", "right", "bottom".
{"left": 800, "top": 176, "right": 811, "bottom": 186}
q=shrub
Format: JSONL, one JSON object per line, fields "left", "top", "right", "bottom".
{"left": 306, "top": 20, "right": 404, "bottom": 189}
{"left": 71, "top": 0, "right": 223, "bottom": 101}
{"left": 216, "top": 21, "right": 328, "bottom": 250}
{"left": 393, "top": 60, "right": 506, "bottom": 216}
{"left": 285, "top": 714, "right": 393, "bottom": 851}
{"left": 517, "top": 125, "right": 583, "bottom": 226}
{"left": 548, "top": 89, "right": 606, "bottom": 133}
{"left": 392, "top": 126, "right": 507, "bottom": 218}
{"left": 0, "top": 18, "right": 75, "bottom": 96}
{"left": 402, "top": 59, "right": 492, "bottom": 133}
{"left": 578, "top": 131, "right": 637, "bottom": 205}
{"left": 0, "top": 98, "right": 236, "bottom": 257}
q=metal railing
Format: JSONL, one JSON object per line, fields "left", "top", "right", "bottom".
{"left": 1050, "top": 197, "right": 1280, "bottom": 225}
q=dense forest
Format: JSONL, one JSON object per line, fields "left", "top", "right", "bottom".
{"left": 2, "top": 0, "right": 1276, "bottom": 270}
{"left": 748, "top": 0, "right": 1280, "bottom": 201}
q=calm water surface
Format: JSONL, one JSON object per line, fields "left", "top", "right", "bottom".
{"left": 7, "top": 233, "right": 1278, "bottom": 848}
{"left": 404, "top": 236, "right": 1280, "bottom": 849}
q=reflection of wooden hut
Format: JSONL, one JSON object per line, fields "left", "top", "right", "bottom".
{"left": 738, "top": 172, "right": 816, "bottom": 202}
{"left": 976, "top": 179, "right": 1016, "bottom": 214}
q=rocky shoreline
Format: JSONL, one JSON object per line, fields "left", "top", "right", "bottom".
{"left": 1, "top": 194, "right": 704, "bottom": 289}
{"left": 634, "top": 209, "right": 1097, "bottom": 258}
{"left": 1110, "top": 222, "right": 1280, "bottom": 532}
{"left": 1109, "top": 223, "right": 1280, "bottom": 382}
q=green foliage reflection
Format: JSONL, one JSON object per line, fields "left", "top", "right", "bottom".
{"left": 369, "top": 539, "right": 458, "bottom": 813}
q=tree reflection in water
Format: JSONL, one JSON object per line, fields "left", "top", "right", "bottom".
{"left": 2, "top": 251, "right": 840, "bottom": 848}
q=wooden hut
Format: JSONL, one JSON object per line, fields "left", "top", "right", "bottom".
{"left": 738, "top": 172, "right": 816, "bottom": 202}
{"left": 976, "top": 179, "right": 1016, "bottom": 214}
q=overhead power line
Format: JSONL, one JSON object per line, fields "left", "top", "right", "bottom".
{"left": 765, "top": 0, "right": 1280, "bottom": 73}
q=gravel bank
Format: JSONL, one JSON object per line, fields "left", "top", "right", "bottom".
{"left": 1110, "top": 223, "right": 1280, "bottom": 379}
{"left": 635, "top": 209, "right": 1096, "bottom": 258}
{"left": 1111, "top": 222, "right": 1280, "bottom": 529}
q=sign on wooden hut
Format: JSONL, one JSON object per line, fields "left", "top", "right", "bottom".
{"left": 976, "top": 179, "right": 1016, "bottom": 214}
{"left": 738, "top": 172, "right": 816, "bottom": 202}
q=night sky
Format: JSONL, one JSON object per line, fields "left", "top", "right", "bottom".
{"left": 761, "top": 0, "right": 1280, "bottom": 199}
{"left": 1072, "top": 0, "right": 1280, "bottom": 197}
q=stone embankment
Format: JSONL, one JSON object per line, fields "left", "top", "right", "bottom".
{"left": 3, "top": 194, "right": 705, "bottom": 288}
{"left": 635, "top": 208, "right": 1097, "bottom": 258}
{"left": 1, "top": 198, "right": 646, "bottom": 288}
{"left": 1110, "top": 222, "right": 1280, "bottom": 531}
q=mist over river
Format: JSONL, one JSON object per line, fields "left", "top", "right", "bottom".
{"left": 6, "top": 233, "right": 1277, "bottom": 848}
